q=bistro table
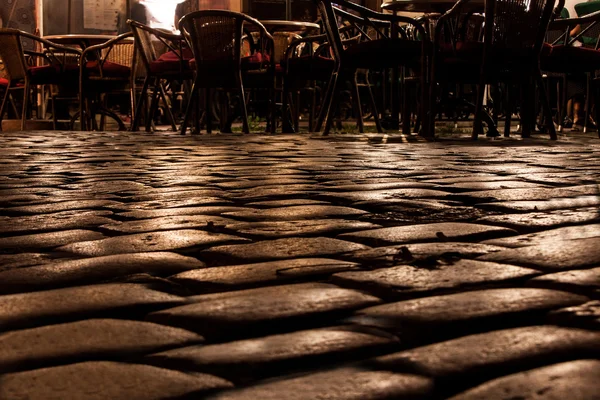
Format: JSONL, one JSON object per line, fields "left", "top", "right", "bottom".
{"left": 255, "top": 20, "right": 320, "bottom": 34}
{"left": 380, "top": 0, "right": 496, "bottom": 136}
{"left": 381, "top": 0, "right": 484, "bottom": 14}
{"left": 42, "top": 34, "right": 120, "bottom": 49}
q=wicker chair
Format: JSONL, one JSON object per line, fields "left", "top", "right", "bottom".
{"left": 432, "top": 0, "right": 558, "bottom": 139}
{"left": 128, "top": 20, "right": 193, "bottom": 132}
{"left": 0, "top": 28, "right": 81, "bottom": 130}
{"left": 178, "top": 10, "right": 275, "bottom": 134}
{"left": 77, "top": 32, "right": 134, "bottom": 131}
{"left": 542, "top": 7, "right": 600, "bottom": 138}
{"left": 314, "top": 0, "right": 431, "bottom": 136}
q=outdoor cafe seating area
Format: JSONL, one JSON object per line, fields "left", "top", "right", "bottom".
{"left": 2, "top": 0, "right": 600, "bottom": 139}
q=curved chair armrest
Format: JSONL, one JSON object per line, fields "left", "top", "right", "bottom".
{"left": 331, "top": 0, "right": 429, "bottom": 40}
{"left": 240, "top": 16, "right": 275, "bottom": 69}
{"left": 549, "top": 9, "right": 600, "bottom": 29}
{"left": 81, "top": 32, "right": 134, "bottom": 62}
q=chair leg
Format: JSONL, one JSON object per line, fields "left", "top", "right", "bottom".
{"left": 132, "top": 77, "right": 150, "bottom": 132}
{"left": 351, "top": 73, "right": 364, "bottom": 133}
{"left": 146, "top": 81, "right": 160, "bottom": 132}
{"left": 21, "top": 82, "right": 30, "bottom": 131}
{"left": 315, "top": 73, "right": 338, "bottom": 133}
{"left": 238, "top": 76, "right": 250, "bottom": 134}
{"left": 504, "top": 85, "right": 512, "bottom": 137}
{"left": 365, "top": 73, "right": 383, "bottom": 133}
{"left": 324, "top": 72, "right": 346, "bottom": 136}
{"left": 159, "top": 82, "right": 177, "bottom": 132}
{"left": 594, "top": 79, "right": 600, "bottom": 139}
{"left": 473, "top": 81, "right": 486, "bottom": 139}
{"left": 0, "top": 86, "right": 10, "bottom": 130}
{"left": 180, "top": 82, "right": 198, "bottom": 135}
{"left": 205, "top": 88, "right": 213, "bottom": 134}
{"left": 583, "top": 73, "right": 591, "bottom": 133}
{"left": 281, "top": 76, "right": 293, "bottom": 133}
{"left": 535, "top": 70, "right": 557, "bottom": 140}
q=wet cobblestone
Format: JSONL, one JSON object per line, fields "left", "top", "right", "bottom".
{"left": 0, "top": 131, "right": 599, "bottom": 398}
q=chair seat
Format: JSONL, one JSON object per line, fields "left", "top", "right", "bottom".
{"left": 85, "top": 60, "right": 131, "bottom": 78}
{"left": 28, "top": 64, "right": 79, "bottom": 85}
{"left": 157, "top": 48, "right": 194, "bottom": 61}
{"left": 0, "top": 78, "right": 8, "bottom": 86}
{"left": 542, "top": 45, "right": 600, "bottom": 73}
{"left": 286, "top": 56, "right": 335, "bottom": 80}
{"left": 241, "top": 51, "right": 270, "bottom": 71}
{"left": 149, "top": 59, "right": 192, "bottom": 75}
{"left": 343, "top": 39, "right": 422, "bottom": 69}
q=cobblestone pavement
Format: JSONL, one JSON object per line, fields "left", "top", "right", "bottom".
{"left": 0, "top": 130, "right": 599, "bottom": 399}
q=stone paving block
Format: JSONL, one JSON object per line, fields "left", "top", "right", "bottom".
{"left": 527, "top": 267, "right": 600, "bottom": 296}
{"left": 171, "top": 258, "right": 360, "bottom": 292}
{"left": 214, "top": 178, "right": 316, "bottom": 189}
{"left": 448, "top": 359, "right": 600, "bottom": 400}
{"left": 338, "top": 222, "right": 516, "bottom": 246}
{"left": 130, "top": 189, "right": 230, "bottom": 202}
{"left": 236, "top": 184, "right": 323, "bottom": 199}
{"left": 370, "top": 325, "right": 600, "bottom": 394}
{"left": 434, "top": 180, "right": 549, "bottom": 192}
{"left": 0, "top": 318, "right": 203, "bottom": 373}
{"left": 117, "top": 206, "right": 256, "bottom": 220}
{"left": 0, "top": 361, "right": 232, "bottom": 400}
{"left": 345, "top": 242, "right": 507, "bottom": 267}
{"left": 328, "top": 182, "right": 438, "bottom": 192}
{"left": 548, "top": 300, "right": 600, "bottom": 330}
{"left": 351, "top": 288, "right": 588, "bottom": 341}
{"left": 0, "top": 210, "right": 115, "bottom": 235}
{"left": 0, "top": 253, "right": 66, "bottom": 271}
{"left": 482, "top": 224, "right": 600, "bottom": 248}
{"left": 0, "top": 283, "right": 186, "bottom": 331}
{"left": 146, "top": 326, "right": 398, "bottom": 381}
{"left": 207, "top": 367, "right": 433, "bottom": 400}
{"left": 476, "top": 195, "right": 600, "bottom": 212}
{"left": 147, "top": 283, "right": 381, "bottom": 338}
{"left": 316, "top": 188, "right": 450, "bottom": 204}
{"left": 0, "top": 252, "right": 205, "bottom": 293}
{"left": 57, "top": 229, "right": 249, "bottom": 257}
{"left": 478, "top": 237, "right": 600, "bottom": 270}
{"left": 106, "top": 197, "right": 234, "bottom": 210}
{"left": 476, "top": 208, "right": 600, "bottom": 231}
{"left": 332, "top": 259, "right": 540, "bottom": 299}
{"left": 222, "top": 205, "right": 368, "bottom": 221}
{"left": 447, "top": 187, "right": 588, "bottom": 203}
{"left": 2, "top": 200, "right": 123, "bottom": 215}
{"left": 199, "top": 237, "right": 370, "bottom": 266}
{"left": 245, "top": 199, "right": 331, "bottom": 207}
{"left": 0, "top": 230, "right": 105, "bottom": 252}
{"left": 100, "top": 215, "right": 238, "bottom": 234}
{"left": 225, "top": 219, "right": 381, "bottom": 239}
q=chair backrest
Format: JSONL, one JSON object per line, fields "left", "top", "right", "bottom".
{"left": 0, "top": 29, "right": 27, "bottom": 83}
{"left": 483, "top": 0, "right": 556, "bottom": 59}
{"left": 128, "top": 20, "right": 161, "bottom": 71}
{"left": 272, "top": 32, "right": 302, "bottom": 64}
{"left": 178, "top": 10, "right": 269, "bottom": 74}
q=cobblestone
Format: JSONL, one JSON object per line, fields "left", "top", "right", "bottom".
{"left": 0, "top": 131, "right": 599, "bottom": 398}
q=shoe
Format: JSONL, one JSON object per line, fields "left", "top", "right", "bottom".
{"left": 563, "top": 117, "right": 573, "bottom": 128}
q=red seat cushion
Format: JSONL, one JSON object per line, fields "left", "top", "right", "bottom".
{"left": 85, "top": 60, "right": 131, "bottom": 78}
{"left": 28, "top": 65, "right": 62, "bottom": 84}
{"left": 541, "top": 45, "right": 600, "bottom": 73}
{"left": 343, "top": 39, "right": 423, "bottom": 69}
{"left": 0, "top": 77, "right": 8, "bottom": 86}
{"left": 149, "top": 59, "right": 192, "bottom": 75}
{"left": 286, "top": 56, "right": 335, "bottom": 80}
{"left": 157, "top": 48, "right": 194, "bottom": 61}
{"left": 242, "top": 51, "right": 270, "bottom": 70}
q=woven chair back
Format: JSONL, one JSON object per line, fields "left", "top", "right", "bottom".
{"left": 179, "top": 10, "right": 245, "bottom": 74}
{"left": 484, "top": 0, "right": 555, "bottom": 56}
{"left": 0, "top": 29, "right": 27, "bottom": 82}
